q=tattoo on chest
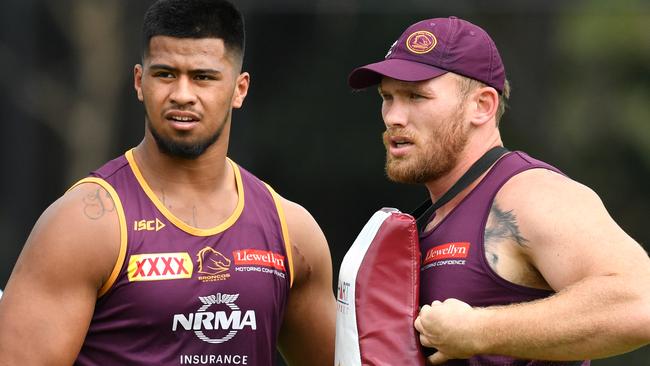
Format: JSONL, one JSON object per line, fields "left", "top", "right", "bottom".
{"left": 180, "top": 207, "right": 199, "bottom": 227}
{"left": 484, "top": 202, "right": 529, "bottom": 266}
{"left": 82, "top": 188, "right": 115, "bottom": 220}
{"left": 161, "top": 189, "right": 172, "bottom": 209}
{"left": 161, "top": 188, "right": 198, "bottom": 226}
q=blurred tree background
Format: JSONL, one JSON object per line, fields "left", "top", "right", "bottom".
{"left": 0, "top": 0, "right": 647, "bottom": 364}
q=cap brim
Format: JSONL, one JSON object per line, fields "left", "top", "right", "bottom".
{"left": 348, "top": 58, "right": 448, "bottom": 89}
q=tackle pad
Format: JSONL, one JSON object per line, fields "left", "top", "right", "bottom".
{"left": 335, "top": 208, "right": 425, "bottom": 366}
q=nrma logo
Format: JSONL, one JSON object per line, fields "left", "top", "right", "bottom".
{"left": 172, "top": 293, "right": 256, "bottom": 344}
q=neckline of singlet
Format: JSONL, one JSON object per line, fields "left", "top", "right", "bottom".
{"left": 419, "top": 151, "right": 514, "bottom": 239}
{"left": 125, "top": 149, "right": 245, "bottom": 237}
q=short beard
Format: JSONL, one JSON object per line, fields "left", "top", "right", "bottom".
{"left": 146, "top": 110, "right": 229, "bottom": 160}
{"left": 384, "top": 109, "right": 468, "bottom": 184}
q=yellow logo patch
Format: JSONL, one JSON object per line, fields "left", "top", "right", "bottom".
{"left": 128, "top": 252, "right": 193, "bottom": 281}
{"left": 406, "top": 30, "right": 437, "bottom": 54}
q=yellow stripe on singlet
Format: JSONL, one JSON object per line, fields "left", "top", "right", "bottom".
{"left": 264, "top": 183, "right": 294, "bottom": 288}
{"left": 68, "top": 177, "right": 128, "bottom": 298}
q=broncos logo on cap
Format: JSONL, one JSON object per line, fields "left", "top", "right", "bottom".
{"left": 197, "top": 247, "right": 231, "bottom": 275}
{"left": 406, "top": 30, "right": 437, "bottom": 54}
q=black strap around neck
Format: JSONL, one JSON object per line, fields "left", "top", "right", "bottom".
{"left": 411, "top": 146, "right": 509, "bottom": 231}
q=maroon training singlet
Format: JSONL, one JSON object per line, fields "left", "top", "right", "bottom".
{"left": 419, "top": 151, "right": 589, "bottom": 366}
{"left": 73, "top": 149, "right": 293, "bottom": 366}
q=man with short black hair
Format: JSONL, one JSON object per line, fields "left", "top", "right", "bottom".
{"left": 0, "top": 1, "right": 335, "bottom": 365}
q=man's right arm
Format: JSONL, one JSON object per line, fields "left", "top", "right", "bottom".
{"left": 0, "top": 183, "right": 120, "bottom": 365}
{"left": 276, "top": 198, "right": 336, "bottom": 366}
{"left": 415, "top": 169, "right": 650, "bottom": 363}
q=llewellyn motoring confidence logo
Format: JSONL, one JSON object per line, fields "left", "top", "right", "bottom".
{"left": 421, "top": 242, "right": 470, "bottom": 270}
{"left": 172, "top": 293, "right": 257, "bottom": 344}
{"left": 233, "top": 249, "right": 287, "bottom": 279}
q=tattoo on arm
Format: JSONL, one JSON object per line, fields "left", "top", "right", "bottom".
{"left": 485, "top": 202, "right": 529, "bottom": 247}
{"left": 82, "top": 188, "right": 115, "bottom": 220}
{"left": 484, "top": 202, "right": 529, "bottom": 267}
{"left": 485, "top": 248, "right": 499, "bottom": 267}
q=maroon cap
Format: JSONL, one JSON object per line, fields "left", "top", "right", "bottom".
{"left": 348, "top": 16, "right": 505, "bottom": 93}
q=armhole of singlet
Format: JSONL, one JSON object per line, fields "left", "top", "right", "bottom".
{"left": 263, "top": 183, "right": 294, "bottom": 288}
{"left": 68, "top": 177, "right": 128, "bottom": 298}
{"left": 479, "top": 164, "right": 562, "bottom": 296}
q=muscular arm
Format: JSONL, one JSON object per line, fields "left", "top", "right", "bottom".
{"left": 0, "top": 183, "right": 120, "bottom": 366}
{"left": 416, "top": 169, "right": 650, "bottom": 363}
{"left": 276, "top": 198, "right": 336, "bottom": 366}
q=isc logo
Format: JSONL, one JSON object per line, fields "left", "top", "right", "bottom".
{"left": 134, "top": 218, "right": 166, "bottom": 232}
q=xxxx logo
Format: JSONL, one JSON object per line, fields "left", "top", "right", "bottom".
{"left": 128, "top": 252, "right": 193, "bottom": 281}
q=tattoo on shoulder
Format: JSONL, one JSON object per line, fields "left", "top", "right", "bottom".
{"left": 82, "top": 188, "right": 116, "bottom": 220}
{"left": 484, "top": 202, "right": 529, "bottom": 248}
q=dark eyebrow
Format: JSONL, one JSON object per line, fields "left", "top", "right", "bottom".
{"left": 148, "top": 64, "right": 222, "bottom": 75}
{"left": 148, "top": 64, "right": 177, "bottom": 72}
{"left": 192, "top": 68, "right": 221, "bottom": 75}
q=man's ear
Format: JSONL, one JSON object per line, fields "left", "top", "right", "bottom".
{"left": 468, "top": 86, "right": 499, "bottom": 127}
{"left": 232, "top": 72, "right": 250, "bottom": 109}
{"left": 134, "top": 64, "right": 144, "bottom": 102}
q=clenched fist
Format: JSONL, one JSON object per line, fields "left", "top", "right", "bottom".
{"left": 414, "top": 298, "right": 485, "bottom": 365}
